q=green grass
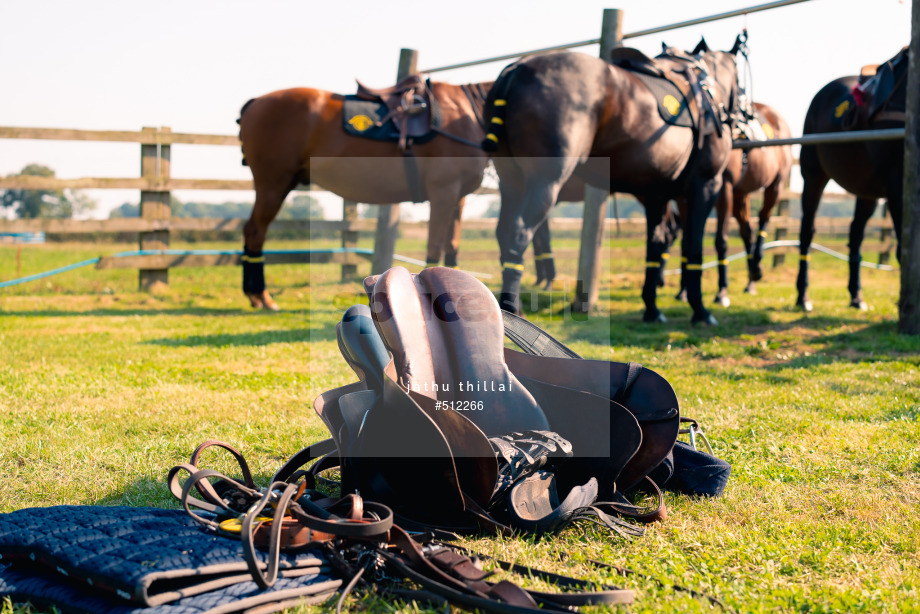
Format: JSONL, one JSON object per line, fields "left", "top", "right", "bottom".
{"left": 1, "top": 234, "right": 919, "bottom": 613}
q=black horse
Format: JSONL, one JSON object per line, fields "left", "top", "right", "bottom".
{"left": 484, "top": 39, "right": 741, "bottom": 324}
{"left": 797, "top": 47, "right": 907, "bottom": 311}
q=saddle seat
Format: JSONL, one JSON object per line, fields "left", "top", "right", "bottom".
{"left": 847, "top": 46, "right": 908, "bottom": 128}
{"left": 315, "top": 266, "right": 681, "bottom": 532}
{"left": 353, "top": 74, "right": 437, "bottom": 150}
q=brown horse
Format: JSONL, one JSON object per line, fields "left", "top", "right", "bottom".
{"left": 237, "top": 80, "right": 491, "bottom": 309}
{"left": 674, "top": 102, "right": 793, "bottom": 306}
{"left": 485, "top": 41, "right": 740, "bottom": 324}
{"left": 798, "top": 47, "right": 906, "bottom": 311}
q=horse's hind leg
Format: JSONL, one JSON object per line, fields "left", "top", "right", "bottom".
{"left": 495, "top": 166, "right": 566, "bottom": 314}
{"left": 243, "top": 177, "right": 295, "bottom": 310}
{"left": 532, "top": 219, "right": 556, "bottom": 290}
{"left": 749, "top": 178, "right": 781, "bottom": 291}
{"left": 426, "top": 192, "right": 465, "bottom": 268}
{"left": 847, "top": 197, "right": 877, "bottom": 310}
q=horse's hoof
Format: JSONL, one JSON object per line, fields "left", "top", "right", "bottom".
{"left": 248, "top": 291, "right": 280, "bottom": 311}
{"left": 744, "top": 282, "right": 757, "bottom": 295}
{"left": 674, "top": 289, "right": 688, "bottom": 302}
{"left": 246, "top": 293, "right": 264, "bottom": 309}
{"left": 643, "top": 310, "right": 667, "bottom": 323}
{"left": 542, "top": 279, "right": 554, "bottom": 292}
{"left": 692, "top": 312, "right": 719, "bottom": 326}
{"left": 851, "top": 299, "right": 868, "bottom": 311}
{"left": 714, "top": 292, "right": 731, "bottom": 308}
{"left": 750, "top": 267, "right": 763, "bottom": 282}
{"left": 535, "top": 276, "right": 545, "bottom": 287}
{"left": 261, "top": 296, "right": 281, "bottom": 312}
{"left": 796, "top": 298, "right": 813, "bottom": 312}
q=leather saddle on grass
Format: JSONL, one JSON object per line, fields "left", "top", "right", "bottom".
{"left": 313, "top": 266, "right": 684, "bottom": 534}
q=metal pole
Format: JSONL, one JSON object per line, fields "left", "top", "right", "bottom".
{"left": 420, "top": 0, "right": 814, "bottom": 73}
{"left": 371, "top": 48, "right": 418, "bottom": 274}
{"left": 900, "top": 0, "right": 920, "bottom": 334}
{"left": 733, "top": 128, "right": 905, "bottom": 149}
{"left": 572, "top": 8, "right": 622, "bottom": 315}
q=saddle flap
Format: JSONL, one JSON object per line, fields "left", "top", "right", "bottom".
{"left": 609, "top": 47, "right": 662, "bottom": 77}
{"left": 505, "top": 349, "right": 679, "bottom": 492}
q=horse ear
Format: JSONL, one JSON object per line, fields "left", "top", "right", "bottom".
{"left": 691, "top": 37, "right": 709, "bottom": 55}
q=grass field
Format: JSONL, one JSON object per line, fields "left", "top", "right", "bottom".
{"left": 1, "top": 233, "right": 919, "bottom": 613}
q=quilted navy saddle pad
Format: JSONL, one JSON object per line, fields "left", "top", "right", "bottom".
{"left": 0, "top": 505, "right": 340, "bottom": 612}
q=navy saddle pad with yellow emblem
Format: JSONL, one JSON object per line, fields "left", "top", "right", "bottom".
{"left": 0, "top": 505, "right": 340, "bottom": 613}
{"left": 342, "top": 95, "right": 441, "bottom": 144}
{"left": 631, "top": 72, "right": 693, "bottom": 129}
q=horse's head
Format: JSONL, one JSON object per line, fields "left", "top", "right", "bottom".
{"left": 699, "top": 36, "right": 744, "bottom": 121}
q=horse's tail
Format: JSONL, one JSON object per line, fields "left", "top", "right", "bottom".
{"left": 481, "top": 63, "right": 520, "bottom": 152}
{"left": 237, "top": 98, "right": 256, "bottom": 166}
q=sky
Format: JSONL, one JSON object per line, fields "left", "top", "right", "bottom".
{"left": 0, "top": 0, "right": 912, "bottom": 219}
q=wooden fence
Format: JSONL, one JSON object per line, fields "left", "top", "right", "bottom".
{"left": 0, "top": 125, "right": 896, "bottom": 288}
{"left": 0, "top": 125, "right": 373, "bottom": 287}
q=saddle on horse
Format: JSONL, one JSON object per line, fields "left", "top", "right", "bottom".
{"left": 343, "top": 74, "right": 442, "bottom": 151}
{"left": 844, "top": 46, "right": 908, "bottom": 129}
{"left": 610, "top": 46, "right": 730, "bottom": 148}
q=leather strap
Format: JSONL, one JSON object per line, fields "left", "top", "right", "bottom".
{"left": 500, "top": 310, "right": 582, "bottom": 359}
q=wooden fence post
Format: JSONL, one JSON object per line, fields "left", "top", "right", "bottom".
{"left": 572, "top": 8, "right": 622, "bottom": 314}
{"left": 899, "top": 0, "right": 920, "bottom": 334}
{"left": 139, "top": 126, "right": 171, "bottom": 289}
{"left": 772, "top": 197, "right": 790, "bottom": 268}
{"left": 371, "top": 48, "right": 418, "bottom": 274}
{"left": 342, "top": 199, "right": 359, "bottom": 280}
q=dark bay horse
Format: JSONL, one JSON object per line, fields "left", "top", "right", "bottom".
{"left": 798, "top": 48, "right": 906, "bottom": 311}
{"left": 485, "top": 43, "right": 740, "bottom": 324}
{"left": 237, "top": 81, "right": 491, "bottom": 309}
{"left": 674, "top": 101, "right": 793, "bottom": 306}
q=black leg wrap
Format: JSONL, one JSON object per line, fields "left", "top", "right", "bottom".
{"left": 242, "top": 246, "right": 266, "bottom": 294}
{"left": 543, "top": 257, "right": 556, "bottom": 283}
{"left": 444, "top": 253, "right": 458, "bottom": 268}
{"left": 425, "top": 257, "right": 440, "bottom": 268}
{"left": 717, "top": 264, "right": 728, "bottom": 291}
{"left": 500, "top": 266, "right": 523, "bottom": 313}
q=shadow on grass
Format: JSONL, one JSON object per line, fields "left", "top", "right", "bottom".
{"left": 7, "top": 307, "right": 307, "bottom": 318}
{"left": 144, "top": 328, "right": 318, "bottom": 348}
{"left": 517, "top": 289, "right": 919, "bottom": 369}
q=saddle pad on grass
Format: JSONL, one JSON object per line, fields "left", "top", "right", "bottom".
{"left": 342, "top": 95, "right": 439, "bottom": 144}
{"left": 0, "top": 506, "right": 335, "bottom": 607}
{"left": 0, "top": 565, "right": 341, "bottom": 614}
{"left": 631, "top": 72, "right": 693, "bottom": 128}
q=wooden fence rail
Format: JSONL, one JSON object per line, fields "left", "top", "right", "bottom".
{"left": 0, "top": 125, "right": 896, "bottom": 286}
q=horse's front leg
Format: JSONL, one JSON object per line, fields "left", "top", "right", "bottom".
{"left": 796, "top": 173, "right": 828, "bottom": 312}
{"left": 683, "top": 177, "right": 721, "bottom": 325}
{"left": 848, "top": 198, "right": 877, "bottom": 310}
{"left": 642, "top": 198, "right": 670, "bottom": 323}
